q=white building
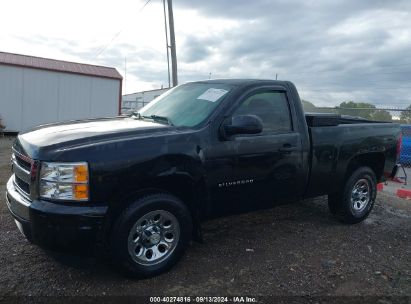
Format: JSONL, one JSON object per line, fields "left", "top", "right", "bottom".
{"left": 122, "top": 88, "right": 169, "bottom": 114}
{"left": 0, "top": 51, "right": 123, "bottom": 132}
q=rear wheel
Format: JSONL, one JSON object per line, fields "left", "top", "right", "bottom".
{"left": 328, "top": 166, "right": 377, "bottom": 224}
{"left": 110, "top": 193, "right": 192, "bottom": 278}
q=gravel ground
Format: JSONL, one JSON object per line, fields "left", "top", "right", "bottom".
{"left": 0, "top": 137, "right": 410, "bottom": 299}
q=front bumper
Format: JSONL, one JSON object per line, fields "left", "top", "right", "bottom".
{"left": 6, "top": 176, "right": 108, "bottom": 249}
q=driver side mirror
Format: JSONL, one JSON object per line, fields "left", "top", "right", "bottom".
{"left": 221, "top": 114, "right": 263, "bottom": 139}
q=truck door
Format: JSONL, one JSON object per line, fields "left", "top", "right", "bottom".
{"left": 206, "top": 88, "right": 304, "bottom": 211}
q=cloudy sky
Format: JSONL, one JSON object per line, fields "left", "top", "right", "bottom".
{"left": 2, "top": 0, "right": 411, "bottom": 107}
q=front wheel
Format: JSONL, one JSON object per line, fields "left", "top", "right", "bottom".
{"left": 110, "top": 193, "right": 192, "bottom": 278}
{"left": 328, "top": 166, "right": 377, "bottom": 224}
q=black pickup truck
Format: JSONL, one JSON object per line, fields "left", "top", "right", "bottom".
{"left": 6, "top": 79, "right": 401, "bottom": 277}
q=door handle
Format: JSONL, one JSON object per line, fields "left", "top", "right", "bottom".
{"left": 278, "top": 144, "right": 297, "bottom": 153}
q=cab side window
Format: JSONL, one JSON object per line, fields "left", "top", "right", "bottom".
{"left": 233, "top": 91, "right": 292, "bottom": 135}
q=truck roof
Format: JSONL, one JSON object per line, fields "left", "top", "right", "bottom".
{"left": 189, "top": 79, "right": 290, "bottom": 86}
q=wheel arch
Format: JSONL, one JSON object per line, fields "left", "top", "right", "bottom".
{"left": 344, "top": 152, "right": 385, "bottom": 183}
{"left": 103, "top": 174, "right": 207, "bottom": 243}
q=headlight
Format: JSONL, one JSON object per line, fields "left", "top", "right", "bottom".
{"left": 39, "top": 162, "right": 89, "bottom": 201}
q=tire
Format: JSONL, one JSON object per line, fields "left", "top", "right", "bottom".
{"left": 328, "top": 166, "right": 377, "bottom": 224}
{"left": 110, "top": 193, "right": 192, "bottom": 278}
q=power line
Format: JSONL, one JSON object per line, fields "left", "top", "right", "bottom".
{"left": 372, "top": 60, "right": 411, "bottom": 69}
{"left": 282, "top": 68, "right": 411, "bottom": 79}
{"left": 93, "top": 0, "right": 152, "bottom": 60}
{"left": 300, "top": 86, "right": 411, "bottom": 92}
{"left": 94, "top": 31, "right": 123, "bottom": 59}
{"left": 300, "top": 85, "right": 411, "bottom": 91}
{"left": 276, "top": 61, "right": 411, "bottom": 79}
{"left": 140, "top": 0, "right": 153, "bottom": 11}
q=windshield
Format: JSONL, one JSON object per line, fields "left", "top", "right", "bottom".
{"left": 136, "top": 82, "right": 234, "bottom": 127}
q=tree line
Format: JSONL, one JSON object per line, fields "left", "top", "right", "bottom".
{"left": 302, "top": 100, "right": 411, "bottom": 123}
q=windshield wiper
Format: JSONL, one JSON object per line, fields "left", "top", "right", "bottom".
{"left": 130, "top": 111, "right": 142, "bottom": 118}
{"left": 142, "top": 114, "right": 174, "bottom": 126}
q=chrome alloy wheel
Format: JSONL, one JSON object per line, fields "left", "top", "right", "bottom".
{"left": 127, "top": 210, "right": 180, "bottom": 266}
{"left": 351, "top": 179, "right": 371, "bottom": 213}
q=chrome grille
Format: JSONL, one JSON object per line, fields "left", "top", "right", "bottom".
{"left": 15, "top": 155, "right": 31, "bottom": 171}
{"left": 11, "top": 149, "right": 34, "bottom": 200}
{"left": 15, "top": 175, "right": 30, "bottom": 194}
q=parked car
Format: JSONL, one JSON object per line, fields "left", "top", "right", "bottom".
{"left": 6, "top": 79, "right": 401, "bottom": 277}
{"left": 0, "top": 116, "right": 5, "bottom": 136}
{"left": 399, "top": 125, "right": 411, "bottom": 166}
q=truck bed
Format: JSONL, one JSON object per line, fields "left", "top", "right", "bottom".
{"left": 305, "top": 113, "right": 391, "bottom": 127}
{"left": 304, "top": 115, "right": 399, "bottom": 197}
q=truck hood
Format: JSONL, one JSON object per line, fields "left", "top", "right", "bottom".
{"left": 16, "top": 117, "right": 171, "bottom": 158}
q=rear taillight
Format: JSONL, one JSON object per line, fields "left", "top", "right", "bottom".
{"left": 396, "top": 133, "right": 402, "bottom": 161}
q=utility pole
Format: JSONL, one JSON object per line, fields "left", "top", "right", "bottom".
{"left": 124, "top": 57, "right": 127, "bottom": 94}
{"left": 162, "top": 0, "right": 171, "bottom": 88}
{"left": 167, "top": 0, "right": 178, "bottom": 86}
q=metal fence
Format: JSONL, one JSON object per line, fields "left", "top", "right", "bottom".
{"left": 121, "top": 101, "right": 151, "bottom": 115}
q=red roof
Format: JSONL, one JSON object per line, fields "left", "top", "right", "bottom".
{"left": 0, "top": 51, "right": 122, "bottom": 80}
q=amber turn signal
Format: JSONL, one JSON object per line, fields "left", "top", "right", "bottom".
{"left": 74, "top": 184, "right": 89, "bottom": 200}
{"left": 74, "top": 164, "right": 89, "bottom": 183}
